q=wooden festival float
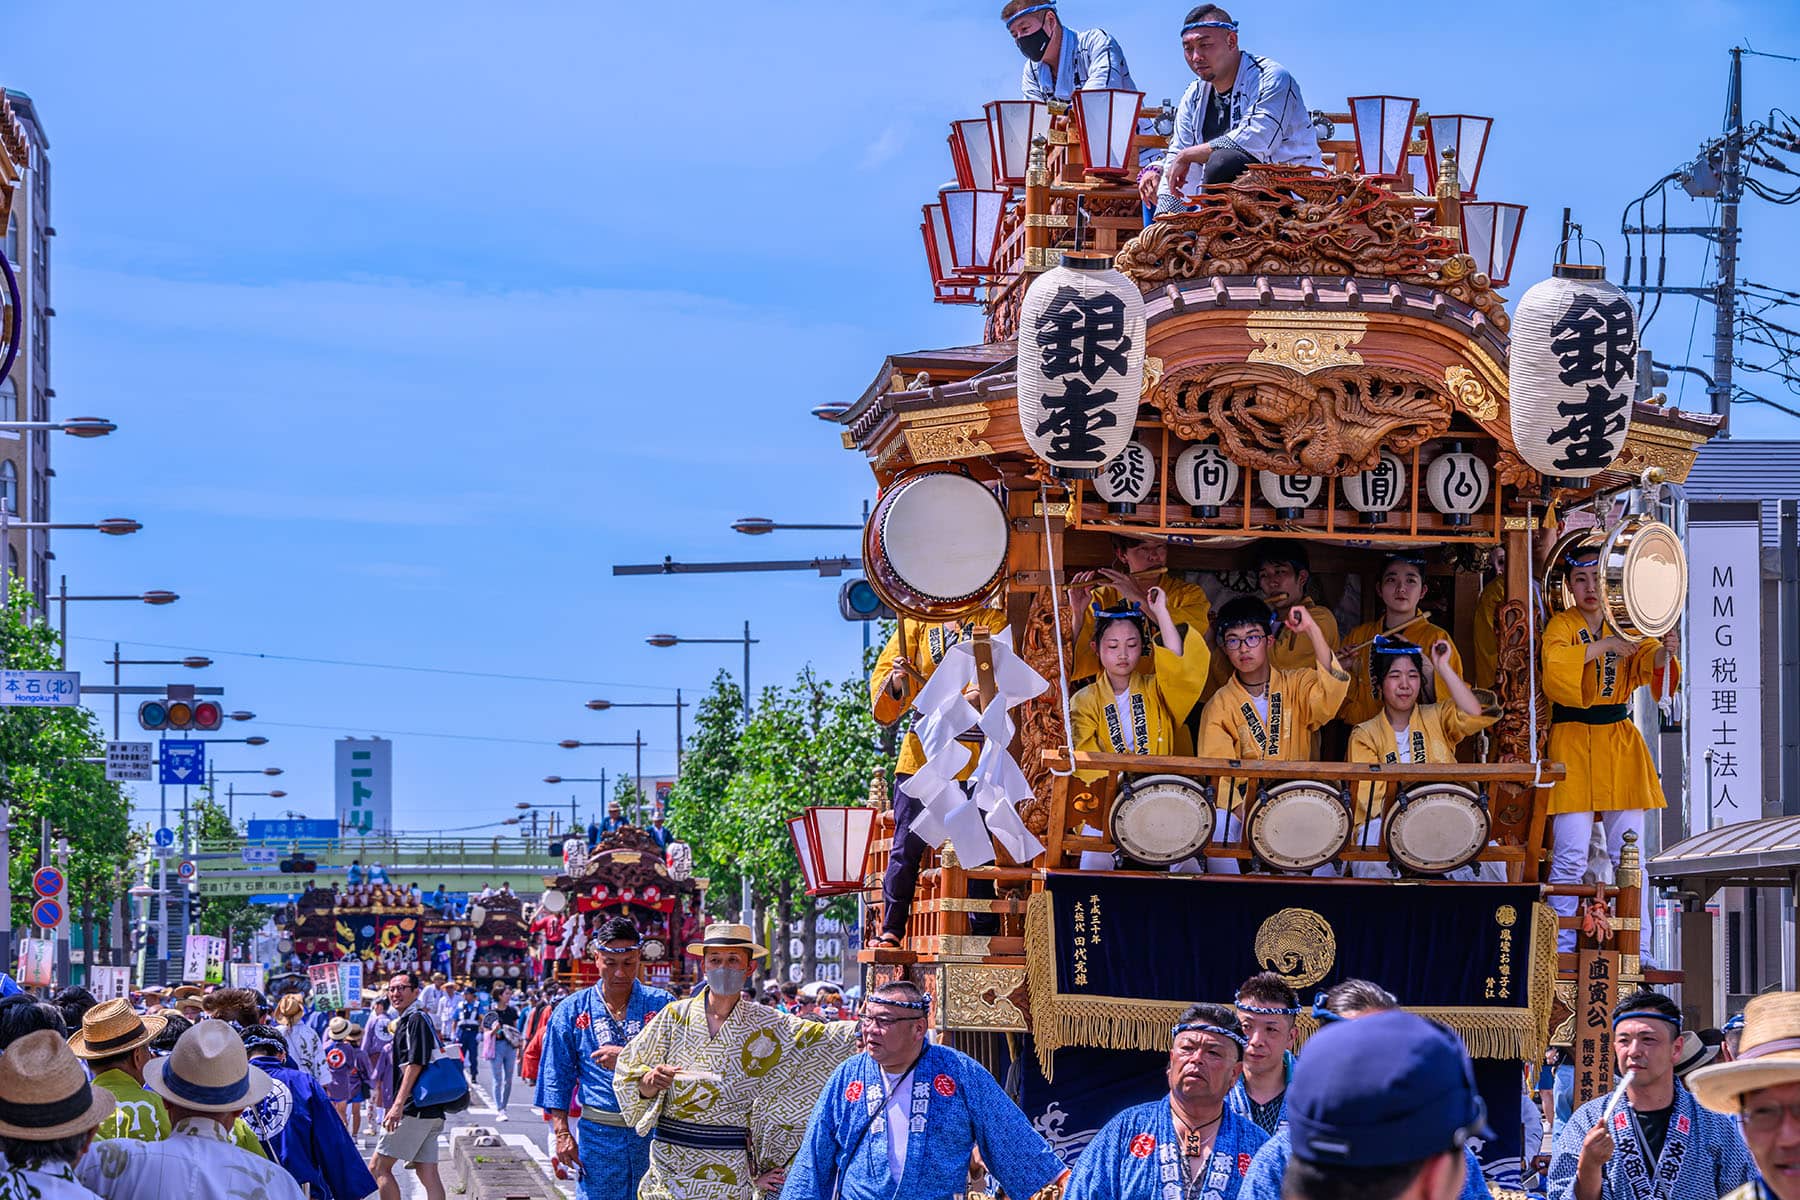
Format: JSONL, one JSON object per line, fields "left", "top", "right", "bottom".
{"left": 811, "top": 88, "right": 1722, "bottom": 1162}
{"left": 540, "top": 826, "right": 705, "bottom": 992}
{"left": 284, "top": 884, "right": 432, "bottom": 983}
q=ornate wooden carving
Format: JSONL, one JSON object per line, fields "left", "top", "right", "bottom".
{"left": 1115, "top": 171, "right": 1509, "bottom": 331}
{"left": 1159, "top": 362, "right": 1452, "bottom": 476}
{"left": 1016, "top": 588, "right": 1071, "bottom": 838}
{"left": 986, "top": 282, "right": 1024, "bottom": 344}
{"left": 1491, "top": 598, "right": 1549, "bottom": 837}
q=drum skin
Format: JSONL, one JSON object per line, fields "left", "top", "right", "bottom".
{"left": 1384, "top": 783, "right": 1489, "bottom": 875}
{"left": 1248, "top": 781, "right": 1351, "bottom": 871}
{"left": 864, "top": 470, "right": 1010, "bottom": 621}
{"left": 1110, "top": 774, "right": 1215, "bottom": 866}
{"left": 1600, "top": 517, "right": 1686, "bottom": 640}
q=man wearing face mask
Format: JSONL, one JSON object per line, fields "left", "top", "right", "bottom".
{"left": 1003, "top": 3, "right": 1142, "bottom": 120}
{"left": 617, "top": 924, "right": 859, "bottom": 1200}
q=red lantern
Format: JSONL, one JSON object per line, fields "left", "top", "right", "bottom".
{"left": 949, "top": 119, "right": 998, "bottom": 191}
{"left": 1071, "top": 88, "right": 1144, "bottom": 177}
{"left": 1348, "top": 95, "right": 1419, "bottom": 177}
{"left": 1425, "top": 114, "right": 1493, "bottom": 197}
{"left": 939, "top": 188, "right": 1008, "bottom": 276}
{"left": 787, "top": 806, "right": 878, "bottom": 898}
{"left": 1459, "top": 202, "right": 1527, "bottom": 286}
{"left": 985, "top": 99, "right": 1050, "bottom": 187}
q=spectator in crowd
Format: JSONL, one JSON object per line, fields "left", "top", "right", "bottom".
{"left": 240, "top": 1024, "right": 378, "bottom": 1198}
{"left": 371, "top": 971, "right": 458, "bottom": 1200}
{"left": 274, "top": 993, "right": 329, "bottom": 1087}
{"left": 0, "top": 1030, "right": 117, "bottom": 1198}
{"left": 483, "top": 986, "right": 523, "bottom": 1117}
{"left": 52, "top": 986, "right": 99, "bottom": 1036}
{"left": 0, "top": 995, "right": 68, "bottom": 1049}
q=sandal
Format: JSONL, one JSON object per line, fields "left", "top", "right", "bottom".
{"left": 871, "top": 933, "right": 904, "bottom": 950}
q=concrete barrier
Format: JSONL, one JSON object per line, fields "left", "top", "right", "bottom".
{"left": 449, "top": 1126, "right": 564, "bottom": 1199}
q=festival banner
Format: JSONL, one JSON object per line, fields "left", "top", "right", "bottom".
{"left": 88, "top": 966, "right": 132, "bottom": 1002}
{"left": 1017, "top": 1044, "right": 1166, "bottom": 1167}
{"left": 308, "top": 962, "right": 344, "bottom": 1008}
{"left": 231, "top": 962, "right": 267, "bottom": 991}
{"left": 183, "top": 935, "right": 226, "bottom": 984}
{"left": 1026, "top": 873, "right": 1555, "bottom": 1071}
{"left": 15, "top": 938, "right": 55, "bottom": 988}
{"left": 339, "top": 958, "right": 364, "bottom": 1004}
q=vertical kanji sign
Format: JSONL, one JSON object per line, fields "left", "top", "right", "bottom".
{"left": 1686, "top": 502, "right": 1763, "bottom": 832}
{"left": 1574, "top": 948, "right": 1621, "bottom": 1108}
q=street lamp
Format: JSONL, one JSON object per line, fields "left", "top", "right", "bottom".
{"left": 646, "top": 622, "right": 757, "bottom": 719}
{"left": 586, "top": 694, "right": 687, "bottom": 764}
{"left": 227, "top": 789, "right": 286, "bottom": 822}
{"left": 50, "top": 575, "right": 179, "bottom": 667}
{"left": 558, "top": 736, "right": 647, "bottom": 819}
{"left": 731, "top": 517, "right": 863, "bottom": 535}
{"left": 0, "top": 517, "right": 143, "bottom": 608}
{"left": 512, "top": 798, "right": 580, "bottom": 840}
{"left": 0, "top": 417, "right": 117, "bottom": 437}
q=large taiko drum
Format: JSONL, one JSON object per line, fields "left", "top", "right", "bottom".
{"left": 1600, "top": 516, "right": 1686, "bottom": 640}
{"left": 864, "top": 469, "right": 1010, "bottom": 621}
{"left": 1110, "top": 774, "right": 1214, "bottom": 866}
{"left": 1383, "top": 782, "right": 1490, "bottom": 876}
{"left": 1247, "top": 780, "right": 1351, "bottom": 872}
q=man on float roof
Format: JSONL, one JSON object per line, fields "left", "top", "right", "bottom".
{"left": 1140, "top": 5, "right": 1323, "bottom": 211}
{"left": 1003, "top": 2, "right": 1143, "bottom": 115}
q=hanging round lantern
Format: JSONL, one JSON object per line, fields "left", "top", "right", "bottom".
{"left": 1016, "top": 252, "right": 1146, "bottom": 479}
{"left": 1092, "top": 440, "right": 1156, "bottom": 514}
{"left": 1174, "top": 443, "right": 1240, "bottom": 518}
{"left": 1508, "top": 264, "right": 1639, "bottom": 482}
{"left": 1339, "top": 450, "right": 1408, "bottom": 525}
{"left": 1258, "top": 471, "right": 1323, "bottom": 521}
{"left": 1424, "top": 442, "right": 1492, "bottom": 527}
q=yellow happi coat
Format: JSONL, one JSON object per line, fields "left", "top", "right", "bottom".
{"left": 1202, "top": 601, "right": 1338, "bottom": 702}
{"left": 870, "top": 609, "right": 1009, "bottom": 776}
{"left": 1541, "top": 608, "right": 1679, "bottom": 815}
{"left": 1472, "top": 576, "right": 1504, "bottom": 690}
{"left": 1072, "top": 573, "right": 1212, "bottom": 680}
{"left": 1070, "top": 628, "right": 1211, "bottom": 779}
{"left": 1338, "top": 613, "right": 1462, "bottom": 726}
{"left": 1197, "top": 659, "right": 1349, "bottom": 813}
{"left": 1346, "top": 699, "right": 1499, "bottom": 826}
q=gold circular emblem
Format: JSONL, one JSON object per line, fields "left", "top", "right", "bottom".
{"left": 1253, "top": 907, "right": 1337, "bottom": 989}
{"left": 1496, "top": 905, "right": 1517, "bottom": 928}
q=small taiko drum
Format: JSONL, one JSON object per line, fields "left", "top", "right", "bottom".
{"left": 1247, "top": 780, "right": 1351, "bottom": 872}
{"left": 864, "top": 469, "right": 1010, "bottom": 621}
{"left": 1600, "top": 516, "right": 1687, "bottom": 640}
{"left": 1110, "top": 774, "right": 1214, "bottom": 866}
{"left": 1384, "top": 782, "right": 1490, "bottom": 876}
{"left": 538, "top": 889, "right": 567, "bottom": 914}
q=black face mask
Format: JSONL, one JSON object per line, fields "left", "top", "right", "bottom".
{"left": 1014, "top": 28, "right": 1052, "bottom": 62}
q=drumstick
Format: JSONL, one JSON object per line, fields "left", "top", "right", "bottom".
{"left": 1602, "top": 1070, "right": 1637, "bottom": 1124}
{"left": 1340, "top": 613, "right": 1433, "bottom": 657}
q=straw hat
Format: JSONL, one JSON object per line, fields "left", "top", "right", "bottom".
{"left": 175, "top": 997, "right": 205, "bottom": 1017}
{"left": 0, "top": 1030, "right": 116, "bottom": 1139}
{"left": 1691, "top": 992, "right": 1800, "bottom": 1113}
{"left": 172, "top": 986, "right": 203, "bottom": 1001}
{"left": 1674, "top": 1029, "right": 1726, "bottom": 1079}
{"left": 326, "top": 1016, "right": 354, "bottom": 1041}
{"left": 144, "top": 1019, "right": 274, "bottom": 1114}
{"left": 684, "top": 922, "right": 768, "bottom": 960}
{"left": 69, "top": 998, "right": 168, "bottom": 1061}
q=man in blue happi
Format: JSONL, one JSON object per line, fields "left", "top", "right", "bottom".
{"left": 1227, "top": 973, "right": 1298, "bottom": 1136}
{"left": 1068, "top": 1003, "right": 1268, "bottom": 1200}
{"left": 783, "top": 980, "right": 1066, "bottom": 1200}
{"left": 537, "top": 916, "right": 674, "bottom": 1200}
{"left": 454, "top": 986, "right": 483, "bottom": 1081}
{"left": 1547, "top": 988, "right": 1752, "bottom": 1200}
{"left": 1240, "top": 979, "right": 1491, "bottom": 1200}
{"left": 240, "top": 1023, "right": 379, "bottom": 1200}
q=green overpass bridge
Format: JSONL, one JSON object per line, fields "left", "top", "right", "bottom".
{"left": 189, "top": 835, "right": 569, "bottom": 900}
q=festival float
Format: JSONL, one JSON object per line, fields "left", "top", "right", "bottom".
{"left": 283, "top": 884, "right": 431, "bottom": 983}
{"left": 540, "top": 826, "right": 706, "bottom": 991}
{"left": 817, "top": 88, "right": 1718, "bottom": 1170}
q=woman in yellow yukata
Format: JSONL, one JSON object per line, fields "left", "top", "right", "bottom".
{"left": 1338, "top": 553, "right": 1462, "bottom": 727}
{"left": 1541, "top": 542, "right": 1679, "bottom": 951}
{"left": 1344, "top": 636, "right": 1500, "bottom": 880}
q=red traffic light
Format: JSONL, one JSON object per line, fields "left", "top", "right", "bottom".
{"left": 144, "top": 697, "right": 226, "bottom": 732}
{"left": 193, "top": 701, "right": 223, "bottom": 731}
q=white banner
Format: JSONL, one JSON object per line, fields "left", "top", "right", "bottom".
{"left": 1686, "top": 514, "right": 1764, "bottom": 832}
{"left": 16, "top": 939, "right": 55, "bottom": 988}
{"left": 88, "top": 966, "right": 132, "bottom": 1002}
{"left": 231, "top": 962, "right": 267, "bottom": 991}
{"left": 335, "top": 738, "right": 393, "bottom": 837}
{"left": 182, "top": 934, "right": 226, "bottom": 984}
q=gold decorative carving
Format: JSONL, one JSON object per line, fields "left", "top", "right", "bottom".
{"left": 1253, "top": 907, "right": 1338, "bottom": 989}
{"left": 1621, "top": 954, "right": 1642, "bottom": 981}
{"left": 1161, "top": 363, "right": 1451, "bottom": 476}
{"left": 1017, "top": 588, "right": 1070, "bottom": 834}
{"left": 1444, "top": 364, "right": 1498, "bottom": 422}
{"left": 904, "top": 422, "right": 995, "bottom": 465}
{"left": 1143, "top": 355, "right": 1164, "bottom": 399}
{"left": 1501, "top": 516, "right": 1541, "bottom": 532}
{"left": 1491, "top": 598, "right": 1549, "bottom": 839}
{"left": 1244, "top": 311, "right": 1367, "bottom": 375}
{"left": 1551, "top": 980, "right": 1576, "bottom": 1045}
{"left": 938, "top": 934, "right": 993, "bottom": 958}
{"left": 942, "top": 963, "right": 1029, "bottom": 1030}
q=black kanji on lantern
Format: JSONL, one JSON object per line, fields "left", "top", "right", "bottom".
{"left": 1031, "top": 285, "right": 1135, "bottom": 465}
{"left": 1105, "top": 445, "right": 1149, "bottom": 494}
{"left": 1545, "top": 291, "right": 1636, "bottom": 472}
{"left": 1363, "top": 459, "right": 1401, "bottom": 508}
{"left": 1036, "top": 380, "right": 1120, "bottom": 462}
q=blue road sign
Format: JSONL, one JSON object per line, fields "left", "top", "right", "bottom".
{"left": 31, "top": 897, "right": 63, "bottom": 928}
{"left": 245, "top": 818, "right": 338, "bottom": 842}
{"left": 159, "top": 741, "right": 205, "bottom": 786}
{"left": 153, "top": 827, "right": 175, "bottom": 848}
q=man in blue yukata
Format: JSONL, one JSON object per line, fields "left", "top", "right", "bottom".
{"left": 1068, "top": 1003, "right": 1269, "bottom": 1200}
{"left": 1227, "top": 973, "right": 1298, "bottom": 1136}
{"left": 1280, "top": 1008, "right": 1494, "bottom": 1200}
{"left": 782, "top": 980, "right": 1066, "bottom": 1200}
{"left": 240, "top": 1024, "right": 379, "bottom": 1200}
{"left": 536, "top": 916, "right": 675, "bottom": 1200}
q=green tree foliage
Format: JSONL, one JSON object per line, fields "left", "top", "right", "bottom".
{"left": 189, "top": 790, "right": 263, "bottom": 941}
{"left": 613, "top": 773, "right": 649, "bottom": 826}
{"left": 663, "top": 673, "right": 744, "bottom": 902}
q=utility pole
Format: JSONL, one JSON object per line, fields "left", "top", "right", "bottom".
{"left": 1713, "top": 46, "right": 1744, "bottom": 434}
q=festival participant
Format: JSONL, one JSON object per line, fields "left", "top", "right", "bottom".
{"left": 371, "top": 971, "right": 459, "bottom": 1200}
{"left": 1067, "top": 1004, "right": 1268, "bottom": 1200}
{"left": 1070, "top": 587, "right": 1211, "bottom": 765}
{"left": 239, "top": 1024, "right": 378, "bottom": 1200}
{"left": 1547, "top": 989, "right": 1752, "bottom": 1200}
{"left": 1673, "top": 1029, "right": 1727, "bottom": 1081}
{"left": 0, "top": 1030, "right": 116, "bottom": 1199}
{"left": 454, "top": 987, "right": 484, "bottom": 1083}
{"left": 616, "top": 923, "right": 860, "bottom": 1200}
{"left": 1278, "top": 1010, "right": 1491, "bottom": 1200}
{"left": 1228, "top": 974, "right": 1298, "bottom": 1134}
{"left": 1689, "top": 991, "right": 1800, "bottom": 1200}
{"left": 1723, "top": 1011, "right": 1745, "bottom": 1058}
{"left": 1472, "top": 547, "right": 1507, "bottom": 690}
{"left": 321, "top": 1016, "right": 372, "bottom": 1135}
{"left": 1542, "top": 544, "right": 1680, "bottom": 951}
{"left": 1068, "top": 535, "right": 1212, "bottom": 680}
{"left": 274, "top": 992, "right": 329, "bottom": 1087}
{"left": 1196, "top": 597, "right": 1348, "bottom": 819}
{"left": 1140, "top": 4, "right": 1322, "bottom": 209}
{"left": 538, "top": 917, "right": 677, "bottom": 1200}
{"left": 782, "top": 981, "right": 1066, "bottom": 1200}
{"left": 868, "top": 607, "right": 1008, "bottom": 950}
{"left": 71, "top": 1000, "right": 172, "bottom": 1143}
{"left": 485, "top": 985, "right": 523, "bottom": 1116}
{"left": 1239, "top": 980, "right": 1492, "bottom": 1200}
{"left": 1206, "top": 544, "right": 1339, "bottom": 700}
{"left": 1344, "top": 638, "right": 1499, "bottom": 879}
{"left": 1003, "top": 1, "right": 1139, "bottom": 108}
{"left": 1339, "top": 554, "right": 1463, "bottom": 728}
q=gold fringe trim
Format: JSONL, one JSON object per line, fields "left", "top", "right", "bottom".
{"left": 1025, "top": 892, "right": 1562, "bottom": 1077}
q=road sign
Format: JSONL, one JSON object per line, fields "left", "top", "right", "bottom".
{"left": 242, "top": 847, "right": 280, "bottom": 867}
{"left": 246, "top": 818, "right": 338, "bottom": 842}
{"left": 31, "top": 898, "right": 62, "bottom": 928}
{"left": 0, "top": 669, "right": 80, "bottom": 708}
{"left": 105, "top": 741, "right": 154, "bottom": 782}
{"left": 159, "top": 741, "right": 206, "bottom": 785}
{"left": 177, "top": 860, "right": 198, "bottom": 882}
{"left": 153, "top": 827, "right": 175, "bottom": 848}
{"left": 30, "top": 867, "right": 63, "bottom": 898}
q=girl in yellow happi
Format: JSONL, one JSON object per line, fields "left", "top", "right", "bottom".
{"left": 1338, "top": 553, "right": 1463, "bottom": 727}
{"left": 1344, "top": 636, "right": 1499, "bottom": 879}
{"left": 1541, "top": 541, "right": 1680, "bottom": 950}
{"left": 1068, "top": 586, "right": 1210, "bottom": 770}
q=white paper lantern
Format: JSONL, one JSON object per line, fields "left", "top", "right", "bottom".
{"left": 1258, "top": 471, "right": 1323, "bottom": 520}
{"left": 1092, "top": 440, "right": 1156, "bottom": 514}
{"left": 1339, "top": 449, "right": 1408, "bottom": 525}
{"left": 1017, "top": 252, "right": 1146, "bottom": 479}
{"left": 1424, "top": 442, "right": 1491, "bottom": 526}
{"left": 1174, "top": 443, "right": 1240, "bottom": 517}
{"left": 1508, "top": 264, "right": 1638, "bottom": 481}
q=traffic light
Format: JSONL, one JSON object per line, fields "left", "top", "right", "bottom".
{"left": 138, "top": 698, "right": 223, "bottom": 732}
{"left": 839, "top": 577, "right": 895, "bottom": 623}
{"left": 279, "top": 854, "right": 317, "bottom": 874}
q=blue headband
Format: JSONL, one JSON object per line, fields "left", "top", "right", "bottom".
{"left": 1237, "top": 1002, "right": 1301, "bottom": 1016}
{"left": 596, "top": 940, "right": 643, "bottom": 956}
{"left": 1182, "top": 19, "right": 1238, "bottom": 33}
{"left": 1370, "top": 635, "right": 1423, "bottom": 658}
{"left": 1613, "top": 1009, "right": 1683, "bottom": 1031}
{"left": 1725, "top": 1013, "right": 1746, "bottom": 1032}
{"left": 1007, "top": 3, "right": 1056, "bottom": 23}
{"left": 1564, "top": 550, "right": 1600, "bottom": 569}
{"left": 873, "top": 995, "right": 930, "bottom": 1011}
{"left": 1092, "top": 601, "right": 1144, "bottom": 620}
{"left": 1173, "top": 1022, "right": 1249, "bottom": 1050}
{"left": 1311, "top": 993, "right": 1346, "bottom": 1023}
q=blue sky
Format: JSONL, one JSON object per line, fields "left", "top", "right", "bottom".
{"left": 6, "top": 1, "right": 1798, "bottom": 835}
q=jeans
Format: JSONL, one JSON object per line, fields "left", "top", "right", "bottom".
{"left": 458, "top": 1029, "right": 481, "bottom": 1081}
{"left": 490, "top": 1039, "right": 517, "bottom": 1110}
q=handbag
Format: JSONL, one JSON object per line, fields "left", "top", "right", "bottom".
{"left": 406, "top": 1012, "right": 470, "bottom": 1113}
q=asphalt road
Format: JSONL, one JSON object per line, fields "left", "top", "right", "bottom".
{"left": 356, "top": 1062, "right": 567, "bottom": 1199}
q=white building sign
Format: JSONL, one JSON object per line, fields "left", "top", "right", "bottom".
{"left": 335, "top": 738, "right": 393, "bottom": 837}
{"left": 1686, "top": 509, "right": 1763, "bottom": 832}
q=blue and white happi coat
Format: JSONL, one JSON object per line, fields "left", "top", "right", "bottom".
{"left": 1067, "top": 1099, "right": 1269, "bottom": 1200}
{"left": 1239, "top": 1129, "right": 1489, "bottom": 1200}
{"left": 1223, "top": 1052, "right": 1292, "bottom": 1135}
{"left": 782, "top": 1043, "right": 1065, "bottom": 1200}
{"left": 1546, "top": 1084, "right": 1752, "bottom": 1200}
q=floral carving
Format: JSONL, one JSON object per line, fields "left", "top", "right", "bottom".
{"left": 1017, "top": 587, "right": 1070, "bottom": 836}
{"left": 1491, "top": 597, "right": 1549, "bottom": 841}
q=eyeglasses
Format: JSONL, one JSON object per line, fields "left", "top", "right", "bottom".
{"left": 1742, "top": 1101, "right": 1800, "bottom": 1132}
{"left": 1222, "top": 633, "right": 1266, "bottom": 651}
{"left": 858, "top": 1014, "right": 923, "bottom": 1030}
